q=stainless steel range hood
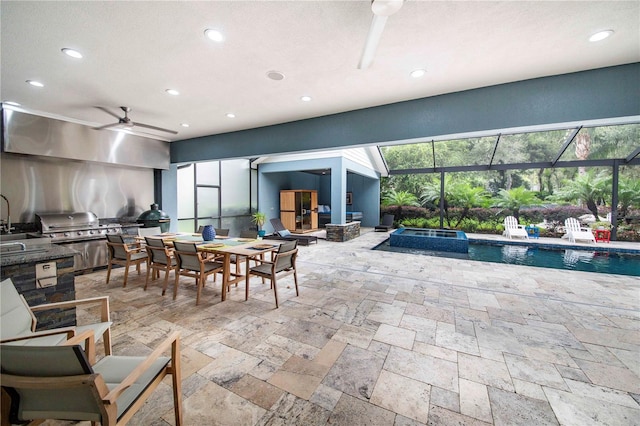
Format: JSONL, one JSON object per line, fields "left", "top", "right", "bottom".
{"left": 2, "top": 108, "right": 169, "bottom": 170}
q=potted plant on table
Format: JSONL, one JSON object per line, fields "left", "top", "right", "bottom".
{"left": 252, "top": 212, "right": 267, "bottom": 237}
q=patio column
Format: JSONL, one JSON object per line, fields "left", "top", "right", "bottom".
{"left": 611, "top": 160, "right": 619, "bottom": 240}
{"left": 439, "top": 171, "right": 445, "bottom": 229}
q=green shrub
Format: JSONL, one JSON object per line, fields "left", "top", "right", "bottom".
{"left": 476, "top": 222, "right": 499, "bottom": 233}
{"left": 401, "top": 217, "right": 428, "bottom": 228}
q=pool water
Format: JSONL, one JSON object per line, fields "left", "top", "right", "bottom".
{"left": 374, "top": 240, "right": 640, "bottom": 277}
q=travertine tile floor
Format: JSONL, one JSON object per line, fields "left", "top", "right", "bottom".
{"left": 68, "top": 229, "right": 639, "bottom": 425}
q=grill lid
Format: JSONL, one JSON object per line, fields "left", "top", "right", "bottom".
{"left": 138, "top": 204, "right": 170, "bottom": 222}
{"left": 36, "top": 212, "right": 99, "bottom": 233}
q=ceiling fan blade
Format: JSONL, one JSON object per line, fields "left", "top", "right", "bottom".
{"left": 132, "top": 121, "right": 178, "bottom": 135}
{"left": 95, "top": 106, "right": 122, "bottom": 120}
{"left": 358, "top": 14, "right": 388, "bottom": 70}
{"left": 92, "top": 122, "right": 121, "bottom": 131}
{"left": 371, "top": 0, "right": 404, "bottom": 16}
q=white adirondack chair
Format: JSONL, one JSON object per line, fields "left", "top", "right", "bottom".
{"left": 503, "top": 216, "right": 529, "bottom": 239}
{"left": 563, "top": 217, "right": 596, "bottom": 243}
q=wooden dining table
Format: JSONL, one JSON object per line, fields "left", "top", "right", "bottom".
{"left": 144, "top": 233, "right": 281, "bottom": 301}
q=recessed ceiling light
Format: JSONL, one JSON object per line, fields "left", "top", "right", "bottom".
{"left": 226, "top": 113, "right": 236, "bottom": 119}
{"left": 266, "top": 70, "right": 285, "bottom": 81}
{"left": 61, "top": 48, "right": 83, "bottom": 58}
{"left": 180, "top": 123, "right": 190, "bottom": 128}
{"left": 3, "top": 101, "right": 21, "bottom": 106}
{"left": 26, "top": 80, "right": 44, "bottom": 87}
{"left": 204, "top": 29, "right": 225, "bottom": 42}
{"left": 166, "top": 89, "right": 180, "bottom": 96}
{"left": 300, "top": 96, "right": 312, "bottom": 102}
{"left": 589, "top": 30, "right": 614, "bottom": 42}
{"left": 410, "top": 69, "right": 426, "bottom": 78}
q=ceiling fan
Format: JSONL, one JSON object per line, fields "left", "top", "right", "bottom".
{"left": 93, "top": 106, "right": 178, "bottom": 135}
{"left": 357, "top": 0, "right": 405, "bottom": 70}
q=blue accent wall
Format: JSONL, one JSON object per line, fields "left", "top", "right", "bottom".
{"left": 257, "top": 156, "right": 381, "bottom": 228}
{"left": 171, "top": 64, "right": 640, "bottom": 163}
{"left": 258, "top": 160, "right": 325, "bottom": 233}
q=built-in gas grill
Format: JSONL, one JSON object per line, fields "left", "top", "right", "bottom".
{"left": 36, "top": 212, "right": 122, "bottom": 243}
{"left": 35, "top": 212, "right": 122, "bottom": 271}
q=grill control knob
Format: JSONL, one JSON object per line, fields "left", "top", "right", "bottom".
{"left": 89, "top": 230, "right": 94, "bottom": 235}
{"left": 64, "top": 232, "right": 70, "bottom": 237}
{"left": 77, "top": 231, "right": 83, "bottom": 236}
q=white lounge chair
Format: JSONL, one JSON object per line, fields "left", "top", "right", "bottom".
{"left": 503, "top": 216, "right": 529, "bottom": 239}
{"left": 563, "top": 217, "right": 596, "bottom": 243}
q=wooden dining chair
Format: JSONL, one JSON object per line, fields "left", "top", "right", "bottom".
{"left": 105, "top": 234, "right": 148, "bottom": 288}
{"left": 229, "top": 229, "right": 261, "bottom": 275}
{"left": 239, "top": 229, "right": 258, "bottom": 239}
{"left": 173, "top": 242, "right": 224, "bottom": 305}
{"left": 144, "top": 237, "right": 177, "bottom": 295}
{"left": 137, "top": 226, "right": 162, "bottom": 237}
{"left": 214, "top": 228, "right": 229, "bottom": 237}
{"left": 248, "top": 240, "right": 299, "bottom": 308}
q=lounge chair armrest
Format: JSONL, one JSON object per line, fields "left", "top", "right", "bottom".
{"left": 103, "top": 331, "right": 181, "bottom": 404}
{"left": 30, "top": 296, "right": 110, "bottom": 322}
{"left": 64, "top": 329, "right": 96, "bottom": 364}
{"left": 0, "top": 327, "right": 76, "bottom": 343}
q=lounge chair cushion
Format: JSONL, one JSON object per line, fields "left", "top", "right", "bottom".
{"left": 277, "top": 229, "right": 292, "bottom": 237}
{"left": 93, "top": 355, "right": 171, "bottom": 419}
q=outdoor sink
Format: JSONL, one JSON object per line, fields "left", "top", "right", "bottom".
{"left": 0, "top": 236, "right": 51, "bottom": 256}
{"left": 0, "top": 247, "right": 48, "bottom": 256}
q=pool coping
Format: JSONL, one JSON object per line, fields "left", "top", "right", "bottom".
{"left": 468, "top": 237, "right": 640, "bottom": 255}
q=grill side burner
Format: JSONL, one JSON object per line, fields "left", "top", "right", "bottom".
{"left": 35, "top": 212, "right": 122, "bottom": 271}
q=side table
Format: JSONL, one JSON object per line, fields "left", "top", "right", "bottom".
{"left": 593, "top": 229, "right": 610, "bottom": 243}
{"left": 525, "top": 225, "right": 539, "bottom": 239}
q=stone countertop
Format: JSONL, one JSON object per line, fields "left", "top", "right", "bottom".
{"left": 0, "top": 243, "right": 77, "bottom": 267}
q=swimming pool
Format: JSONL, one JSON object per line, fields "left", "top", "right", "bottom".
{"left": 373, "top": 239, "right": 640, "bottom": 277}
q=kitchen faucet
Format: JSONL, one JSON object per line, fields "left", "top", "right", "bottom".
{"left": 0, "top": 194, "right": 12, "bottom": 234}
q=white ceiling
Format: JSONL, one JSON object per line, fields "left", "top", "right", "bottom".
{"left": 1, "top": 1, "right": 638, "bottom": 142}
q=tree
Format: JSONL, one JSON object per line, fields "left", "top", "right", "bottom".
{"left": 448, "top": 183, "right": 489, "bottom": 227}
{"left": 574, "top": 131, "right": 592, "bottom": 175}
{"left": 382, "top": 189, "right": 419, "bottom": 207}
{"left": 552, "top": 171, "right": 610, "bottom": 218}
{"left": 420, "top": 177, "right": 453, "bottom": 225}
{"left": 493, "top": 187, "right": 540, "bottom": 220}
{"left": 380, "top": 144, "right": 437, "bottom": 195}
{"left": 381, "top": 189, "right": 420, "bottom": 221}
{"left": 617, "top": 177, "right": 640, "bottom": 218}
